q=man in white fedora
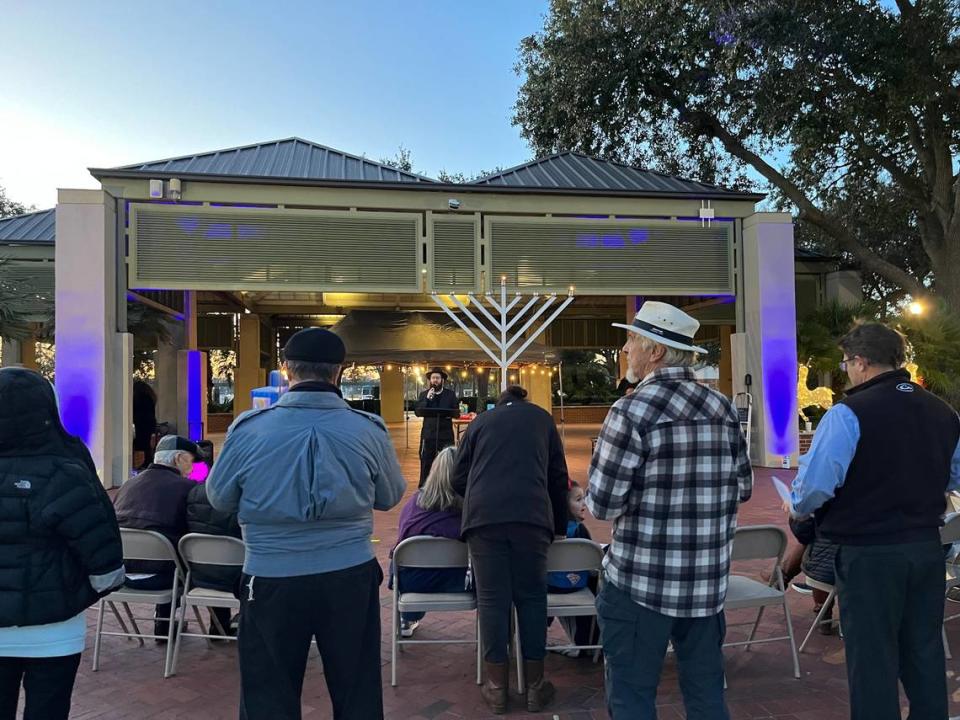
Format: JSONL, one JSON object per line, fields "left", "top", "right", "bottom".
{"left": 587, "top": 301, "right": 753, "bottom": 720}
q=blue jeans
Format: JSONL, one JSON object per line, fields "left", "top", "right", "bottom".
{"left": 597, "top": 581, "right": 729, "bottom": 720}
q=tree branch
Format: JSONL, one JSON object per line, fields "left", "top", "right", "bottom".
{"left": 681, "top": 107, "right": 924, "bottom": 296}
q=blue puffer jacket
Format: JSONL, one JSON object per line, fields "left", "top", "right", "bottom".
{"left": 207, "top": 387, "right": 406, "bottom": 577}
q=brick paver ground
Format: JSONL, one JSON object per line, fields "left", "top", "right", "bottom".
{"left": 62, "top": 421, "right": 960, "bottom": 719}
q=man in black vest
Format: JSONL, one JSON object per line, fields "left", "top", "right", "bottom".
{"left": 414, "top": 368, "right": 459, "bottom": 487}
{"left": 791, "top": 323, "right": 960, "bottom": 719}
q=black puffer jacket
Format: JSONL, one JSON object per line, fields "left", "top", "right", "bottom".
{"left": 186, "top": 483, "right": 242, "bottom": 595}
{"left": 789, "top": 516, "right": 837, "bottom": 586}
{"left": 0, "top": 368, "right": 124, "bottom": 627}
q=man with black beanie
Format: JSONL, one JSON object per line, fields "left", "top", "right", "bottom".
{"left": 208, "top": 328, "right": 406, "bottom": 720}
{"left": 414, "top": 367, "right": 460, "bottom": 487}
{"left": 791, "top": 322, "right": 960, "bottom": 719}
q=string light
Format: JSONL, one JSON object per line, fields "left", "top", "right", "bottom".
{"left": 460, "top": 370, "right": 468, "bottom": 378}
{"left": 385, "top": 364, "right": 393, "bottom": 371}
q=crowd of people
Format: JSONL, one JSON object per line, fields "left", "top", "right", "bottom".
{"left": 0, "top": 300, "right": 958, "bottom": 720}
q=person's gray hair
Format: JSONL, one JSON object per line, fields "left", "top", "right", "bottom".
{"left": 635, "top": 334, "right": 698, "bottom": 367}
{"left": 154, "top": 449, "right": 188, "bottom": 468}
{"left": 418, "top": 446, "right": 462, "bottom": 513}
{"left": 285, "top": 360, "right": 341, "bottom": 384}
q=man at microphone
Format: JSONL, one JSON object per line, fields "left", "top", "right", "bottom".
{"left": 414, "top": 367, "right": 460, "bottom": 487}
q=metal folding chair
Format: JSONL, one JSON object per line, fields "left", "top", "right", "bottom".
{"left": 92, "top": 528, "right": 185, "bottom": 678}
{"left": 724, "top": 525, "right": 801, "bottom": 680}
{"left": 169, "top": 533, "right": 245, "bottom": 676}
{"left": 391, "top": 536, "right": 479, "bottom": 687}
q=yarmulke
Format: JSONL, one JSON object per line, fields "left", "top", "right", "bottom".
{"left": 283, "top": 328, "right": 346, "bottom": 364}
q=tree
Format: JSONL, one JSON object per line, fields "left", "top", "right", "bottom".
{"left": 515, "top": 0, "right": 960, "bottom": 313}
{"left": 0, "top": 184, "right": 34, "bottom": 219}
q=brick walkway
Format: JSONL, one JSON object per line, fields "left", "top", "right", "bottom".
{"left": 66, "top": 422, "right": 960, "bottom": 719}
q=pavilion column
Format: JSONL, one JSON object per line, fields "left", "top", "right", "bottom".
{"left": 527, "top": 369, "right": 553, "bottom": 414}
{"left": 737, "top": 212, "right": 799, "bottom": 468}
{"left": 176, "top": 291, "right": 206, "bottom": 440}
{"left": 718, "top": 325, "right": 733, "bottom": 398}
{"left": 235, "top": 314, "right": 261, "bottom": 416}
{"left": 379, "top": 365, "right": 404, "bottom": 423}
{"left": 55, "top": 189, "right": 132, "bottom": 488}
{"left": 19, "top": 339, "right": 38, "bottom": 371}
{"left": 155, "top": 323, "right": 183, "bottom": 430}
{"left": 1, "top": 338, "right": 22, "bottom": 367}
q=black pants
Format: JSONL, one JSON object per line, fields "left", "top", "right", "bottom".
{"left": 467, "top": 523, "right": 551, "bottom": 663}
{"left": 238, "top": 559, "right": 384, "bottom": 720}
{"left": 0, "top": 654, "right": 82, "bottom": 720}
{"left": 835, "top": 539, "right": 947, "bottom": 720}
{"left": 419, "top": 436, "right": 453, "bottom": 487}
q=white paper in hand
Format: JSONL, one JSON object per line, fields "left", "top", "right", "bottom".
{"left": 771, "top": 476, "right": 793, "bottom": 511}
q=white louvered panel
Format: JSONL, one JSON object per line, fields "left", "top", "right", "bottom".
{"left": 488, "top": 218, "right": 733, "bottom": 295}
{"left": 432, "top": 218, "right": 477, "bottom": 292}
{"left": 130, "top": 205, "right": 420, "bottom": 292}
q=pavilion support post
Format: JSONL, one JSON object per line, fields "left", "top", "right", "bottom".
{"left": 379, "top": 365, "right": 404, "bottom": 424}
{"left": 55, "top": 189, "right": 131, "bottom": 488}
{"left": 740, "top": 212, "right": 799, "bottom": 468}
{"left": 235, "top": 314, "right": 261, "bottom": 416}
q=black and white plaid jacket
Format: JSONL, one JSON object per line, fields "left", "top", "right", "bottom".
{"left": 587, "top": 366, "right": 752, "bottom": 617}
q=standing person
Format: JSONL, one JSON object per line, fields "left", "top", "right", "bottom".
{"left": 588, "top": 302, "right": 752, "bottom": 720}
{"left": 132, "top": 380, "right": 158, "bottom": 469}
{"left": 207, "top": 328, "right": 406, "bottom": 720}
{"left": 453, "top": 385, "right": 569, "bottom": 714}
{"left": 389, "top": 446, "right": 467, "bottom": 638}
{"left": 791, "top": 323, "right": 960, "bottom": 720}
{"left": 414, "top": 367, "right": 459, "bottom": 487}
{"left": 113, "top": 434, "right": 203, "bottom": 639}
{"left": 0, "top": 368, "right": 125, "bottom": 720}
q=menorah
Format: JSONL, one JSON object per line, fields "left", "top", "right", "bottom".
{"left": 431, "top": 277, "right": 575, "bottom": 391}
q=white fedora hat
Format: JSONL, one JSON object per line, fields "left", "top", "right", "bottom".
{"left": 612, "top": 301, "right": 707, "bottom": 353}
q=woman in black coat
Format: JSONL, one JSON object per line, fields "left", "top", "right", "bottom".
{"left": 0, "top": 368, "right": 125, "bottom": 720}
{"left": 452, "top": 385, "right": 569, "bottom": 714}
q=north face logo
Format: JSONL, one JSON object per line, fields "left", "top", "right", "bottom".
{"left": 13, "top": 480, "right": 31, "bottom": 490}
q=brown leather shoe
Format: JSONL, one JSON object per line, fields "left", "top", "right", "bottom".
{"left": 524, "top": 659, "right": 555, "bottom": 712}
{"left": 480, "top": 661, "right": 508, "bottom": 714}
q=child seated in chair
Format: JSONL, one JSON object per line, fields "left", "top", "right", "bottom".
{"left": 389, "top": 447, "right": 469, "bottom": 638}
{"left": 548, "top": 482, "right": 599, "bottom": 657}
{"left": 788, "top": 515, "right": 838, "bottom": 635}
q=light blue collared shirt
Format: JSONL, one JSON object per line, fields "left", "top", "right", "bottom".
{"left": 792, "top": 404, "right": 960, "bottom": 516}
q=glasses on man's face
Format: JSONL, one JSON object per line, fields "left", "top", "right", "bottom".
{"left": 840, "top": 357, "right": 852, "bottom": 372}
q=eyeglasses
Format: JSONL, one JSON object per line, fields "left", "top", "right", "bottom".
{"left": 839, "top": 357, "right": 854, "bottom": 372}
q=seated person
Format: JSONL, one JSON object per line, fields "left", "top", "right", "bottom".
{"left": 113, "top": 435, "right": 203, "bottom": 639}
{"left": 389, "top": 446, "right": 467, "bottom": 638}
{"left": 788, "top": 515, "right": 838, "bottom": 635}
{"left": 548, "top": 482, "right": 599, "bottom": 656}
{"left": 186, "top": 480, "right": 242, "bottom": 636}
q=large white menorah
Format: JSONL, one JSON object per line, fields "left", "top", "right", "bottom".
{"left": 431, "top": 277, "right": 575, "bottom": 391}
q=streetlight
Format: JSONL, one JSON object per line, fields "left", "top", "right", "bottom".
{"left": 908, "top": 301, "right": 925, "bottom": 316}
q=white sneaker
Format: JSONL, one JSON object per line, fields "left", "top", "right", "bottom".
{"left": 400, "top": 620, "right": 420, "bottom": 638}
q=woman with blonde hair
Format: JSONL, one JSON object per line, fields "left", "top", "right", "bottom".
{"left": 389, "top": 446, "right": 467, "bottom": 637}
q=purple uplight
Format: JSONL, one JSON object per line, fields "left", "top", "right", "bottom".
{"left": 628, "top": 229, "right": 649, "bottom": 244}
{"left": 178, "top": 217, "right": 201, "bottom": 233}
{"left": 602, "top": 233, "right": 625, "bottom": 248}
{"left": 186, "top": 350, "right": 203, "bottom": 442}
{"left": 205, "top": 223, "right": 233, "bottom": 239}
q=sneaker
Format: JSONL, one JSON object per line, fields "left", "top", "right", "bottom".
{"left": 400, "top": 620, "right": 420, "bottom": 638}
{"left": 547, "top": 647, "right": 582, "bottom": 658}
{"left": 792, "top": 582, "right": 813, "bottom": 595}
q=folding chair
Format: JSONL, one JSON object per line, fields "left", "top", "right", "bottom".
{"left": 940, "top": 513, "right": 960, "bottom": 659}
{"left": 724, "top": 525, "right": 801, "bottom": 679}
{"left": 514, "top": 539, "right": 604, "bottom": 688}
{"left": 92, "top": 528, "right": 185, "bottom": 678}
{"left": 734, "top": 392, "right": 753, "bottom": 442}
{"left": 391, "top": 536, "right": 480, "bottom": 687}
{"left": 169, "top": 533, "right": 245, "bottom": 676}
{"left": 798, "top": 577, "right": 838, "bottom": 653}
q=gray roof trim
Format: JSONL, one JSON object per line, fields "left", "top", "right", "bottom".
{"left": 94, "top": 137, "right": 438, "bottom": 185}
{"left": 90, "top": 168, "right": 764, "bottom": 201}
{"left": 0, "top": 209, "right": 56, "bottom": 244}
{"left": 470, "top": 151, "right": 760, "bottom": 199}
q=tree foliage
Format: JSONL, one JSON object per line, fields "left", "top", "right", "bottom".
{"left": 515, "top": 0, "right": 960, "bottom": 312}
{"left": 0, "top": 184, "right": 34, "bottom": 220}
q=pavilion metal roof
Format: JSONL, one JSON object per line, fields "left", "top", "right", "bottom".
{"left": 0, "top": 209, "right": 55, "bottom": 245}
{"left": 470, "top": 152, "right": 759, "bottom": 199}
{"left": 92, "top": 137, "right": 437, "bottom": 184}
